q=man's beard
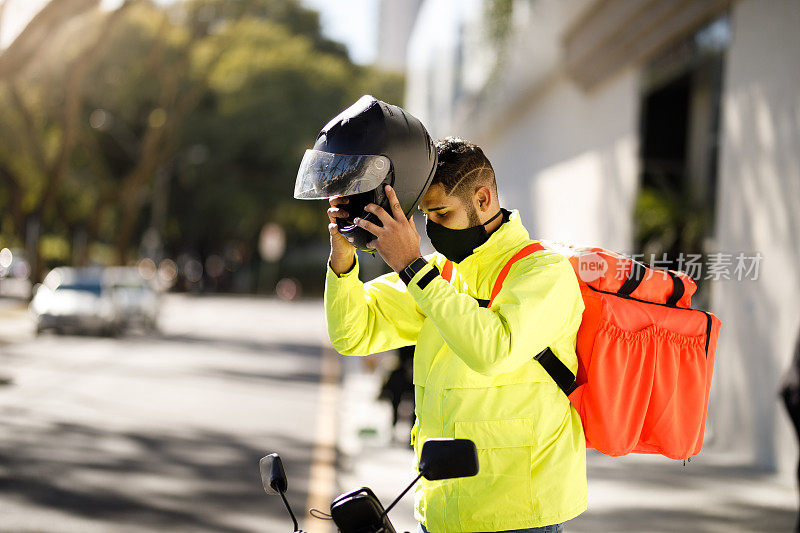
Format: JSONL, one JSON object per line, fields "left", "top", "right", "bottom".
{"left": 466, "top": 203, "right": 481, "bottom": 227}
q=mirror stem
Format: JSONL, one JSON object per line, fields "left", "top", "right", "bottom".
{"left": 382, "top": 471, "right": 424, "bottom": 517}
{"left": 279, "top": 489, "right": 300, "bottom": 532}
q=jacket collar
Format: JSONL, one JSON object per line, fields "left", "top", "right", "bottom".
{"left": 451, "top": 208, "right": 530, "bottom": 272}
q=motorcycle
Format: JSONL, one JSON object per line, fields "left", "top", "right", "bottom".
{"left": 260, "top": 438, "right": 479, "bottom": 533}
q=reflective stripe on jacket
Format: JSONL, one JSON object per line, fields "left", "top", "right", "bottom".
{"left": 324, "top": 209, "right": 587, "bottom": 532}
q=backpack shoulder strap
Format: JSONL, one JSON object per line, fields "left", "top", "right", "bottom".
{"left": 534, "top": 347, "right": 578, "bottom": 396}
{"left": 442, "top": 242, "right": 544, "bottom": 295}
{"left": 487, "top": 242, "right": 546, "bottom": 307}
{"left": 488, "top": 241, "right": 577, "bottom": 397}
{"left": 441, "top": 260, "right": 453, "bottom": 283}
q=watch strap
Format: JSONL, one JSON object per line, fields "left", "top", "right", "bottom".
{"left": 399, "top": 257, "right": 429, "bottom": 285}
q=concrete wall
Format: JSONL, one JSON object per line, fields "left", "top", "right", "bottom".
{"left": 375, "top": 0, "right": 423, "bottom": 71}
{"left": 406, "top": 0, "right": 484, "bottom": 135}
{"left": 479, "top": 68, "right": 640, "bottom": 253}
{"left": 406, "top": 0, "right": 637, "bottom": 252}
{"left": 406, "top": 0, "right": 800, "bottom": 476}
{"left": 709, "top": 0, "right": 800, "bottom": 475}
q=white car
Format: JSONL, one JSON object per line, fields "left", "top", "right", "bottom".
{"left": 106, "top": 266, "right": 160, "bottom": 333}
{"left": 30, "top": 266, "right": 159, "bottom": 336}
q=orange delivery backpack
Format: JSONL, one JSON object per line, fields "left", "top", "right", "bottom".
{"left": 440, "top": 241, "right": 722, "bottom": 461}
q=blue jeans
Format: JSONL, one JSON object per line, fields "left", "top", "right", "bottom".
{"left": 417, "top": 522, "right": 564, "bottom": 533}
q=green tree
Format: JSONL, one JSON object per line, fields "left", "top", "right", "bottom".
{"left": 0, "top": 0, "right": 404, "bottom": 293}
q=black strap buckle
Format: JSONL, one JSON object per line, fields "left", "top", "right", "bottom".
{"left": 534, "top": 347, "right": 577, "bottom": 396}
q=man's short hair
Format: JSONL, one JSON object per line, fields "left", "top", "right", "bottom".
{"left": 432, "top": 137, "right": 497, "bottom": 203}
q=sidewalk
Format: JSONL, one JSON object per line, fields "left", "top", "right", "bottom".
{"left": 572, "top": 450, "right": 796, "bottom": 532}
{"left": 337, "top": 351, "right": 419, "bottom": 533}
{"left": 336, "top": 355, "right": 798, "bottom": 533}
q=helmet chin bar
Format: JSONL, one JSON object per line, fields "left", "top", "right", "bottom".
{"left": 336, "top": 175, "right": 394, "bottom": 253}
{"left": 340, "top": 226, "right": 378, "bottom": 252}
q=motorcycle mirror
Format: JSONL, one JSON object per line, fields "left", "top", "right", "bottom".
{"left": 260, "top": 453, "right": 288, "bottom": 495}
{"left": 418, "top": 438, "right": 479, "bottom": 481}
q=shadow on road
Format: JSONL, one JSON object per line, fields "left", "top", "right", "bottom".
{"left": 569, "top": 451, "right": 798, "bottom": 532}
{"left": 0, "top": 415, "right": 315, "bottom": 532}
{"left": 152, "top": 332, "right": 325, "bottom": 360}
{"left": 573, "top": 502, "right": 796, "bottom": 533}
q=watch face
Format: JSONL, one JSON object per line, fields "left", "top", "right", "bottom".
{"left": 401, "top": 258, "right": 426, "bottom": 285}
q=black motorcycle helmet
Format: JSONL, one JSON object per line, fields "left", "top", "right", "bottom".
{"left": 294, "top": 95, "right": 437, "bottom": 251}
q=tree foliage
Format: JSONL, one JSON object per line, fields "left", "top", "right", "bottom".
{"left": 0, "top": 0, "right": 404, "bottom": 291}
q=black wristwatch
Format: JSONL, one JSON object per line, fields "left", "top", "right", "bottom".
{"left": 399, "top": 257, "right": 429, "bottom": 286}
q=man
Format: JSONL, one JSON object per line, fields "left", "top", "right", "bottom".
{"left": 325, "top": 137, "right": 587, "bottom": 532}
{"left": 779, "top": 324, "right": 800, "bottom": 533}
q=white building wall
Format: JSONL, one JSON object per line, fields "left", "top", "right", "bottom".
{"left": 405, "top": 0, "right": 484, "bottom": 134}
{"left": 479, "top": 69, "right": 640, "bottom": 252}
{"left": 376, "top": 0, "right": 424, "bottom": 71}
{"left": 407, "top": 0, "right": 800, "bottom": 475}
{"left": 407, "top": 0, "right": 634, "bottom": 250}
{"left": 710, "top": 0, "right": 800, "bottom": 474}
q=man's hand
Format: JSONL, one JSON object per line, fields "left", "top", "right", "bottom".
{"left": 354, "top": 185, "right": 422, "bottom": 273}
{"left": 327, "top": 196, "right": 356, "bottom": 275}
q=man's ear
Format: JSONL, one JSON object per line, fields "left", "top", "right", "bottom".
{"left": 473, "top": 186, "right": 493, "bottom": 213}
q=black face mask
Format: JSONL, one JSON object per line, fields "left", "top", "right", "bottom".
{"left": 426, "top": 210, "right": 503, "bottom": 263}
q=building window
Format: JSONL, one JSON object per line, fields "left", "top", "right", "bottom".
{"left": 634, "top": 15, "right": 730, "bottom": 307}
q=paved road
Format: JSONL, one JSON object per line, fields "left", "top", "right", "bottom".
{"left": 1, "top": 293, "right": 798, "bottom": 533}
{"left": 0, "top": 295, "right": 335, "bottom": 533}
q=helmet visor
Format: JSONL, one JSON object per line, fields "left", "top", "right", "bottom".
{"left": 294, "top": 149, "right": 391, "bottom": 199}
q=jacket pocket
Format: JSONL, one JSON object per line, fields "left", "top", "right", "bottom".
{"left": 453, "top": 419, "right": 535, "bottom": 528}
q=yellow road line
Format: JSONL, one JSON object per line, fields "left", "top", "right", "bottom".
{"left": 304, "top": 346, "right": 341, "bottom": 533}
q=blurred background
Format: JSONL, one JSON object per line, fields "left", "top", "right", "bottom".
{"left": 0, "top": 0, "right": 797, "bottom": 532}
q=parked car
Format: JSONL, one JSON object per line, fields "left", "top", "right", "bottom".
{"left": 106, "top": 266, "right": 160, "bottom": 333}
{"left": 30, "top": 266, "right": 159, "bottom": 336}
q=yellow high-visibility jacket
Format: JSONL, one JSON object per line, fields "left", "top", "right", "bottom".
{"left": 324, "top": 209, "right": 586, "bottom": 532}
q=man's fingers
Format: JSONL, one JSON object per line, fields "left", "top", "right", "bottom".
{"left": 364, "top": 203, "right": 393, "bottom": 226}
{"left": 384, "top": 185, "right": 405, "bottom": 219}
{"left": 329, "top": 196, "right": 349, "bottom": 206}
{"left": 327, "top": 206, "right": 349, "bottom": 220}
{"left": 354, "top": 216, "right": 381, "bottom": 236}
{"left": 328, "top": 222, "right": 339, "bottom": 235}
